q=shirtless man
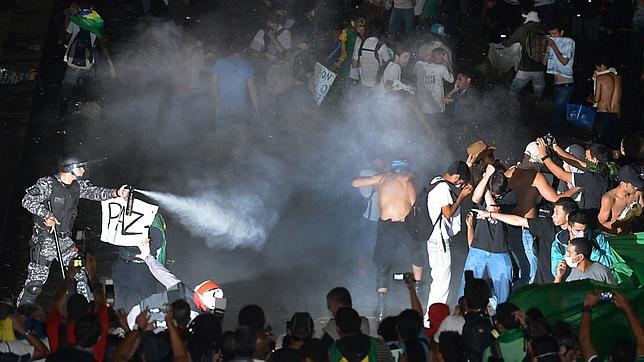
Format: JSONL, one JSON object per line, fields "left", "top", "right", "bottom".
{"left": 589, "top": 55, "right": 622, "bottom": 147}
{"left": 504, "top": 141, "right": 580, "bottom": 286}
{"left": 351, "top": 159, "right": 417, "bottom": 322}
{"left": 598, "top": 165, "right": 643, "bottom": 234}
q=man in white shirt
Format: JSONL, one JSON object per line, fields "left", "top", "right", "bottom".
{"left": 546, "top": 21, "right": 575, "bottom": 128}
{"left": 248, "top": 14, "right": 292, "bottom": 62}
{"left": 425, "top": 161, "right": 473, "bottom": 319}
{"left": 352, "top": 27, "right": 392, "bottom": 89}
{"left": 414, "top": 46, "right": 454, "bottom": 115}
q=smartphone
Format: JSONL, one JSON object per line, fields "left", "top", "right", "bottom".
{"left": 149, "top": 307, "right": 165, "bottom": 314}
{"left": 500, "top": 34, "right": 507, "bottom": 38}
{"left": 599, "top": 291, "right": 613, "bottom": 301}
{"left": 393, "top": 273, "right": 405, "bottom": 281}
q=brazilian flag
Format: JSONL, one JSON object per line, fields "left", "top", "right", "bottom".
{"left": 508, "top": 233, "right": 644, "bottom": 357}
{"left": 70, "top": 9, "right": 105, "bottom": 38}
{"left": 150, "top": 213, "right": 168, "bottom": 266}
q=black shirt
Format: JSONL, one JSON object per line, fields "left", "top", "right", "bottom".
{"left": 528, "top": 217, "right": 559, "bottom": 284}
{"left": 573, "top": 172, "right": 610, "bottom": 210}
{"left": 46, "top": 347, "right": 94, "bottom": 362}
{"left": 472, "top": 218, "right": 508, "bottom": 253}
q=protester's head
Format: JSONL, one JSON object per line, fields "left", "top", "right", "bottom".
{"left": 67, "top": 293, "right": 90, "bottom": 322}
{"left": 238, "top": 304, "right": 266, "bottom": 330}
{"left": 464, "top": 278, "right": 489, "bottom": 311}
{"left": 525, "top": 308, "right": 551, "bottom": 341}
{"left": 233, "top": 326, "right": 257, "bottom": 358}
{"left": 618, "top": 165, "right": 644, "bottom": 193}
{"left": 563, "top": 145, "right": 585, "bottom": 173}
{"left": 522, "top": 141, "right": 545, "bottom": 169}
{"left": 75, "top": 313, "right": 102, "bottom": 348}
{"left": 140, "top": 331, "right": 171, "bottom": 362}
{"left": 530, "top": 336, "right": 560, "bottom": 362}
{"left": 547, "top": 20, "right": 565, "bottom": 37}
{"left": 351, "top": 16, "right": 366, "bottom": 36}
{"left": 594, "top": 54, "right": 609, "bottom": 72}
{"left": 467, "top": 141, "right": 496, "bottom": 165}
{"left": 194, "top": 280, "right": 225, "bottom": 314}
{"left": 172, "top": 299, "right": 191, "bottom": 328}
{"left": 455, "top": 71, "right": 473, "bottom": 90}
{"left": 220, "top": 330, "right": 236, "bottom": 362}
{"left": 334, "top": 307, "right": 361, "bottom": 337}
{"left": 432, "top": 48, "right": 448, "bottom": 65}
{"left": 266, "top": 13, "right": 282, "bottom": 31}
{"left": 445, "top": 161, "right": 471, "bottom": 186}
{"left": 392, "top": 159, "right": 412, "bottom": 173}
{"left": 552, "top": 197, "right": 579, "bottom": 227}
{"left": 377, "top": 316, "right": 398, "bottom": 342}
{"left": 495, "top": 303, "right": 520, "bottom": 331}
{"left": 488, "top": 172, "right": 508, "bottom": 200}
{"left": 326, "top": 287, "right": 352, "bottom": 316}
{"left": 609, "top": 337, "right": 636, "bottom": 362}
{"left": 551, "top": 321, "right": 579, "bottom": 362}
{"left": 566, "top": 237, "right": 592, "bottom": 268}
{"left": 187, "top": 313, "right": 222, "bottom": 362}
{"left": 586, "top": 143, "right": 611, "bottom": 164}
{"left": 397, "top": 309, "right": 425, "bottom": 362}
{"left": 392, "top": 44, "right": 411, "bottom": 67}
{"left": 438, "top": 332, "right": 465, "bottom": 362}
{"left": 567, "top": 210, "right": 589, "bottom": 239}
{"left": 288, "top": 312, "right": 314, "bottom": 341}
{"left": 620, "top": 134, "right": 643, "bottom": 160}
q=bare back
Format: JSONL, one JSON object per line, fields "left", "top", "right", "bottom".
{"left": 596, "top": 73, "right": 621, "bottom": 114}
{"left": 506, "top": 167, "right": 540, "bottom": 218}
{"left": 602, "top": 188, "right": 642, "bottom": 225}
{"left": 377, "top": 172, "right": 416, "bottom": 222}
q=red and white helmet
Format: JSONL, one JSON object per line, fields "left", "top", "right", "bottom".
{"left": 193, "top": 280, "right": 226, "bottom": 313}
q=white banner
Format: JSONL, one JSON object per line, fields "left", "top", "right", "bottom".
{"left": 100, "top": 198, "right": 159, "bottom": 246}
{"left": 313, "top": 62, "right": 337, "bottom": 106}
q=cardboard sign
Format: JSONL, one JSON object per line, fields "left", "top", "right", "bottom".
{"left": 101, "top": 198, "right": 158, "bottom": 246}
{"left": 313, "top": 62, "right": 337, "bottom": 106}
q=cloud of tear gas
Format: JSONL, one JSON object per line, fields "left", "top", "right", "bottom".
{"left": 138, "top": 189, "right": 278, "bottom": 249}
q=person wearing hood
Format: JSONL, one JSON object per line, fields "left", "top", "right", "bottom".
{"left": 503, "top": 11, "right": 546, "bottom": 97}
{"left": 17, "top": 156, "right": 129, "bottom": 306}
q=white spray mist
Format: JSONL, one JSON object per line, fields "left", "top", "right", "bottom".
{"left": 138, "top": 189, "right": 278, "bottom": 250}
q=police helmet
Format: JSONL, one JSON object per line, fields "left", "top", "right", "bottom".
{"left": 58, "top": 156, "right": 88, "bottom": 173}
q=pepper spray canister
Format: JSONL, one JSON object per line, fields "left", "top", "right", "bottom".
{"left": 126, "top": 186, "right": 136, "bottom": 216}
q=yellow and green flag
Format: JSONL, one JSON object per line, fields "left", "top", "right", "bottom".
{"left": 70, "top": 9, "right": 105, "bottom": 38}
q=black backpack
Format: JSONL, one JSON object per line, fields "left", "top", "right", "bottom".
{"left": 462, "top": 311, "right": 496, "bottom": 362}
{"left": 405, "top": 178, "right": 449, "bottom": 245}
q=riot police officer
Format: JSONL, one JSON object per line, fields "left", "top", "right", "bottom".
{"left": 17, "top": 156, "right": 128, "bottom": 306}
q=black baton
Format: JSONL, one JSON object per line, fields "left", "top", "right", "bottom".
{"left": 46, "top": 200, "right": 66, "bottom": 279}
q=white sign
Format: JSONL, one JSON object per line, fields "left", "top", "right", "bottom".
{"left": 313, "top": 62, "right": 337, "bottom": 106}
{"left": 100, "top": 198, "right": 159, "bottom": 246}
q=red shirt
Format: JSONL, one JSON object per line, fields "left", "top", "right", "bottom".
{"left": 46, "top": 305, "right": 109, "bottom": 362}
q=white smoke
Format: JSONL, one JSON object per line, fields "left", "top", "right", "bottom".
{"left": 138, "top": 189, "right": 279, "bottom": 250}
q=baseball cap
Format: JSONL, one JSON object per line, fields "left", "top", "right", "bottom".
{"left": 467, "top": 141, "right": 496, "bottom": 163}
{"left": 289, "top": 312, "right": 314, "bottom": 339}
{"left": 618, "top": 165, "right": 643, "bottom": 188}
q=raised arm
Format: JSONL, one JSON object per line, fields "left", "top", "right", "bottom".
{"left": 580, "top": 291, "right": 600, "bottom": 361}
{"left": 9, "top": 315, "right": 49, "bottom": 360}
{"left": 547, "top": 39, "right": 571, "bottom": 65}
{"left": 352, "top": 173, "right": 384, "bottom": 188}
{"left": 137, "top": 239, "right": 181, "bottom": 289}
{"left": 472, "top": 164, "right": 495, "bottom": 204}
{"left": 78, "top": 179, "right": 126, "bottom": 201}
{"left": 442, "top": 184, "right": 473, "bottom": 219}
{"left": 533, "top": 172, "right": 579, "bottom": 202}
{"left": 472, "top": 209, "right": 529, "bottom": 228}
{"left": 535, "top": 138, "right": 574, "bottom": 184}
{"left": 552, "top": 143, "right": 587, "bottom": 170}
{"left": 613, "top": 291, "right": 644, "bottom": 356}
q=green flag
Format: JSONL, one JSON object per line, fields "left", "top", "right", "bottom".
{"left": 70, "top": 10, "right": 105, "bottom": 38}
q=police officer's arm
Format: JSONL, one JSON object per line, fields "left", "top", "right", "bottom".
{"left": 22, "top": 177, "right": 54, "bottom": 221}
{"left": 78, "top": 179, "right": 126, "bottom": 201}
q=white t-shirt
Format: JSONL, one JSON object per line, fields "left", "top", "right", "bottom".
{"left": 426, "top": 177, "right": 461, "bottom": 243}
{"left": 64, "top": 22, "right": 97, "bottom": 69}
{"left": 381, "top": 62, "right": 402, "bottom": 87}
{"left": 394, "top": 0, "right": 414, "bottom": 9}
{"left": 433, "top": 315, "right": 466, "bottom": 342}
{"left": 414, "top": 61, "right": 453, "bottom": 113}
{"left": 353, "top": 36, "right": 392, "bottom": 88}
{"left": 249, "top": 26, "right": 292, "bottom": 55}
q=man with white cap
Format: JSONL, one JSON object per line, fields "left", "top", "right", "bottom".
{"left": 502, "top": 11, "right": 546, "bottom": 97}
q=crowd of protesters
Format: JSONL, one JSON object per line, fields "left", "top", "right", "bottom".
{"left": 2, "top": 0, "right": 644, "bottom": 360}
